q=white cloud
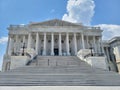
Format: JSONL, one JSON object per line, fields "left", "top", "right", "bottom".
{"left": 62, "top": 0, "right": 120, "bottom": 40}
{"left": 95, "top": 24, "right": 120, "bottom": 40}
{"left": 0, "top": 37, "right": 8, "bottom": 44}
{"left": 62, "top": 0, "right": 95, "bottom": 25}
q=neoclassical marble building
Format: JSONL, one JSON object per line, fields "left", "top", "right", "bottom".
{"left": 6, "top": 19, "right": 103, "bottom": 56}
{"left": 103, "top": 37, "right": 120, "bottom": 73}
{"left": 2, "top": 19, "right": 107, "bottom": 71}
{"left": 2, "top": 19, "right": 120, "bottom": 88}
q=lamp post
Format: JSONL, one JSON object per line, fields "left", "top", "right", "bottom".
{"left": 22, "top": 43, "right": 25, "bottom": 56}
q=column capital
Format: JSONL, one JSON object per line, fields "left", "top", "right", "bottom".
{"left": 43, "top": 32, "right": 46, "bottom": 35}
{"left": 59, "top": 32, "right": 61, "bottom": 34}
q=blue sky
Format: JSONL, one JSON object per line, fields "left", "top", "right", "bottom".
{"left": 0, "top": 0, "right": 120, "bottom": 70}
{"left": 93, "top": 0, "right": 120, "bottom": 25}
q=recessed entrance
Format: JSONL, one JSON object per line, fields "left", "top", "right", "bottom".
{"left": 54, "top": 48, "right": 59, "bottom": 55}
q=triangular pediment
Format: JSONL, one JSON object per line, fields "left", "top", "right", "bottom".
{"left": 29, "top": 19, "right": 82, "bottom": 27}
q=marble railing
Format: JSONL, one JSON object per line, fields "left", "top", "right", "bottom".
{"left": 26, "top": 48, "right": 38, "bottom": 65}
{"left": 26, "top": 55, "right": 38, "bottom": 65}
{"left": 9, "top": 24, "right": 100, "bottom": 30}
{"left": 10, "top": 24, "right": 26, "bottom": 28}
{"left": 77, "top": 49, "right": 91, "bottom": 60}
{"left": 85, "top": 26, "right": 100, "bottom": 30}
{"left": 26, "top": 48, "right": 36, "bottom": 59}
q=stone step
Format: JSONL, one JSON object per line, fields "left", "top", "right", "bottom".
{"left": 0, "top": 56, "right": 120, "bottom": 86}
{"left": 0, "top": 74, "right": 120, "bottom": 86}
{"left": 8, "top": 68, "right": 99, "bottom": 73}
{"left": 1, "top": 71, "right": 108, "bottom": 75}
{"left": 0, "top": 74, "right": 119, "bottom": 80}
{"left": 0, "top": 66, "right": 114, "bottom": 75}
{"left": 29, "top": 56, "right": 88, "bottom": 66}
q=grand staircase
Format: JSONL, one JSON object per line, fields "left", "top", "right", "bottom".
{"left": 29, "top": 56, "right": 81, "bottom": 66}
{"left": 0, "top": 56, "right": 120, "bottom": 86}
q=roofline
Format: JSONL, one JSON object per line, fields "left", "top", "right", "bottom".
{"left": 29, "top": 19, "right": 81, "bottom": 26}
{"left": 109, "top": 36, "right": 120, "bottom": 43}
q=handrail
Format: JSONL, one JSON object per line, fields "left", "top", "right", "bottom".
{"left": 84, "top": 53, "right": 104, "bottom": 58}
{"left": 84, "top": 53, "right": 91, "bottom": 58}
{"left": 26, "top": 52, "right": 31, "bottom": 58}
{"left": 26, "top": 55, "right": 38, "bottom": 65}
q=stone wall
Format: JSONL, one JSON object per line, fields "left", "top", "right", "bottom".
{"left": 10, "top": 56, "right": 28, "bottom": 69}
{"left": 86, "top": 56, "right": 108, "bottom": 70}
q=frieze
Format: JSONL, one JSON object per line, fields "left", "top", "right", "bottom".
{"left": 9, "top": 30, "right": 29, "bottom": 35}
{"left": 8, "top": 23, "right": 102, "bottom": 36}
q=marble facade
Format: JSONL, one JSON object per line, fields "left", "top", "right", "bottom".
{"left": 6, "top": 19, "right": 103, "bottom": 56}
{"left": 2, "top": 19, "right": 105, "bottom": 71}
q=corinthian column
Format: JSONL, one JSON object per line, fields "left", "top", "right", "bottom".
{"left": 81, "top": 33, "right": 85, "bottom": 49}
{"left": 106, "top": 47, "right": 110, "bottom": 62}
{"left": 74, "top": 33, "right": 77, "bottom": 55}
{"left": 100, "top": 37, "right": 105, "bottom": 54}
{"left": 35, "top": 33, "right": 39, "bottom": 54}
{"left": 27, "top": 33, "right": 32, "bottom": 50}
{"left": 66, "top": 33, "right": 70, "bottom": 55}
{"left": 86, "top": 35, "right": 89, "bottom": 48}
{"left": 98, "top": 37, "right": 101, "bottom": 53}
{"left": 15, "top": 35, "right": 18, "bottom": 53}
{"left": 51, "top": 33, "right": 54, "bottom": 55}
{"left": 43, "top": 32, "right": 46, "bottom": 55}
{"left": 6, "top": 36, "right": 10, "bottom": 55}
{"left": 7, "top": 36, "right": 12, "bottom": 55}
{"left": 93, "top": 36, "right": 97, "bottom": 53}
{"left": 23, "top": 35, "right": 25, "bottom": 43}
{"left": 59, "top": 33, "right": 62, "bottom": 56}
